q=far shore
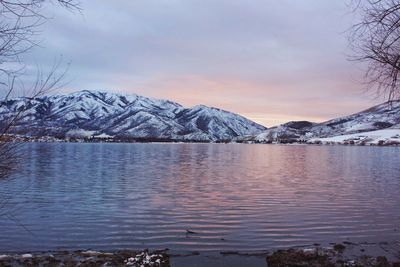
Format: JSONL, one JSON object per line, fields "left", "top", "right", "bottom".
{"left": 4, "top": 134, "right": 400, "bottom": 147}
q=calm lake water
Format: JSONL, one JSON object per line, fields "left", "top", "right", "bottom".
{"left": 0, "top": 143, "right": 399, "bottom": 252}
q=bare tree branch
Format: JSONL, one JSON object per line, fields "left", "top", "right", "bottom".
{"left": 0, "top": 0, "right": 79, "bottom": 224}
{"left": 350, "top": 0, "right": 400, "bottom": 102}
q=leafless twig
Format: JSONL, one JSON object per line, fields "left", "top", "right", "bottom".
{"left": 349, "top": 0, "right": 400, "bottom": 102}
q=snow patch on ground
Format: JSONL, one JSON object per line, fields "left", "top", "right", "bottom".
{"left": 94, "top": 133, "right": 114, "bottom": 138}
{"left": 21, "top": 254, "right": 33, "bottom": 259}
{"left": 308, "top": 129, "right": 400, "bottom": 145}
{"left": 65, "top": 129, "right": 96, "bottom": 138}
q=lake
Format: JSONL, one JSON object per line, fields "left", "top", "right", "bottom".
{"left": 0, "top": 143, "right": 399, "bottom": 252}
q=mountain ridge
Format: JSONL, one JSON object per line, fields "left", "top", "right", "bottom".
{"left": 0, "top": 90, "right": 267, "bottom": 141}
{"left": 2, "top": 90, "right": 399, "bottom": 144}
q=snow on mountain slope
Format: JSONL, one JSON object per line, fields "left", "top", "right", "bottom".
{"left": 0, "top": 90, "right": 267, "bottom": 141}
{"left": 175, "top": 105, "right": 266, "bottom": 140}
{"left": 309, "top": 101, "right": 400, "bottom": 138}
{"left": 246, "top": 101, "right": 400, "bottom": 143}
{"left": 251, "top": 121, "right": 315, "bottom": 143}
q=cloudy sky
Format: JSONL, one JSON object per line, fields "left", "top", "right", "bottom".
{"left": 23, "top": 0, "right": 380, "bottom": 126}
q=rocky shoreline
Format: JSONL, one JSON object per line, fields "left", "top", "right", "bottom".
{"left": 1, "top": 242, "right": 399, "bottom": 267}
{"left": 0, "top": 250, "right": 170, "bottom": 267}
{"left": 266, "top": 243, "right": 400, "bottom": 267}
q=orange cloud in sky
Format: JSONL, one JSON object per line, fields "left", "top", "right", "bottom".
{"left": 32, "top": 0, "right": 385, "bottom": 127}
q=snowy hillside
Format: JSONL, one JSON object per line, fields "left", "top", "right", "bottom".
{"left": 0, "top": 90, "right": 267, "bottom": 141}
{"left": 245, "top": 101, "right": 400, "bottom": 144}
{"left": 250, "top": 121, "right": 316, "bottom": 143}
{"left": 309, "top": 101, "right": 400, "bottom": 137}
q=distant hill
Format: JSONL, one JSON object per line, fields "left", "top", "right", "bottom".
{"left": 245, "top": 101, "right": 400, "bottom": 145}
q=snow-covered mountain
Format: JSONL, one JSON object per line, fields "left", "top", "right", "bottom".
{"left": 0, "top": 90, "right": 267, "bottom": 141}
{"left": 309, "top": 101, "right": 400, "bottom": 137}
{"left": 247, "top": 101, "right": 400, "bottom": 144}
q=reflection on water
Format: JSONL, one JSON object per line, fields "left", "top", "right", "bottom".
{"left": 0, "top": 143, "right": 399, "bottom": 252}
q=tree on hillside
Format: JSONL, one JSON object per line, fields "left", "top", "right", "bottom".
{"left": 350, "top": 0, "right": 400, "bottom": 101}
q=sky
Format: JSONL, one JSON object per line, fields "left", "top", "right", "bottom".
{"left": 21, "top": 0, "right": 382, "bottom": 127}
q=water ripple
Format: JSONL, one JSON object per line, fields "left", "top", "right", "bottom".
{"left": 0, "top": 143, "right": 399, "bottom": 252}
